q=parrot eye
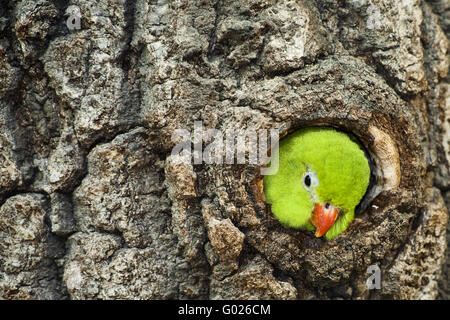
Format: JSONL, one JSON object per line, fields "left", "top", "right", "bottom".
{"left": 303, "top": 171, "right": 319, "bottom": 189}
{"left": 304, "top": 175, "right": 311, "bottom": 187}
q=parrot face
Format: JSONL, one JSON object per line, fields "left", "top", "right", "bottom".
{"left": 263, "top": 127, "right": 370, "bottom": 240}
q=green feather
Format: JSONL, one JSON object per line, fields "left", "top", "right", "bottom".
{"left": 263, "top": 127, "right": 370, "bottom": 240}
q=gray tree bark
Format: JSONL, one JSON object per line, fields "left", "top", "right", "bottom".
{"left": 0, "top": 0, "right": 449, "bottom": 300}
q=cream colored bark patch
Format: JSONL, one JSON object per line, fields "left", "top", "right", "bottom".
{"left": 369, "top": 126, "right": 401, "bottom": 190}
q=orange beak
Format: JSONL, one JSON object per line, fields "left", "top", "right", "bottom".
{"left": 310, "top": 203, "right": 339, "bottom": 238}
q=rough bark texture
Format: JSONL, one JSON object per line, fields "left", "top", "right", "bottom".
{"left": 0, "top": 0, "right": 448, "bottom": 300}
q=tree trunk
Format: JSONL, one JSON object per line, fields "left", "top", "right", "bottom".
{"left": 0, "top": 0, "right": 448, "bottom": 300}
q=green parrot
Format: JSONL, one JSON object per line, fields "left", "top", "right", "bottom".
{"left": 263, "top": 127, "right": 370, "bottom": 240}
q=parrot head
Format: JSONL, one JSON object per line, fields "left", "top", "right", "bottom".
{"left": 263, "top": 127, "right": 371, "bottom": 240}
